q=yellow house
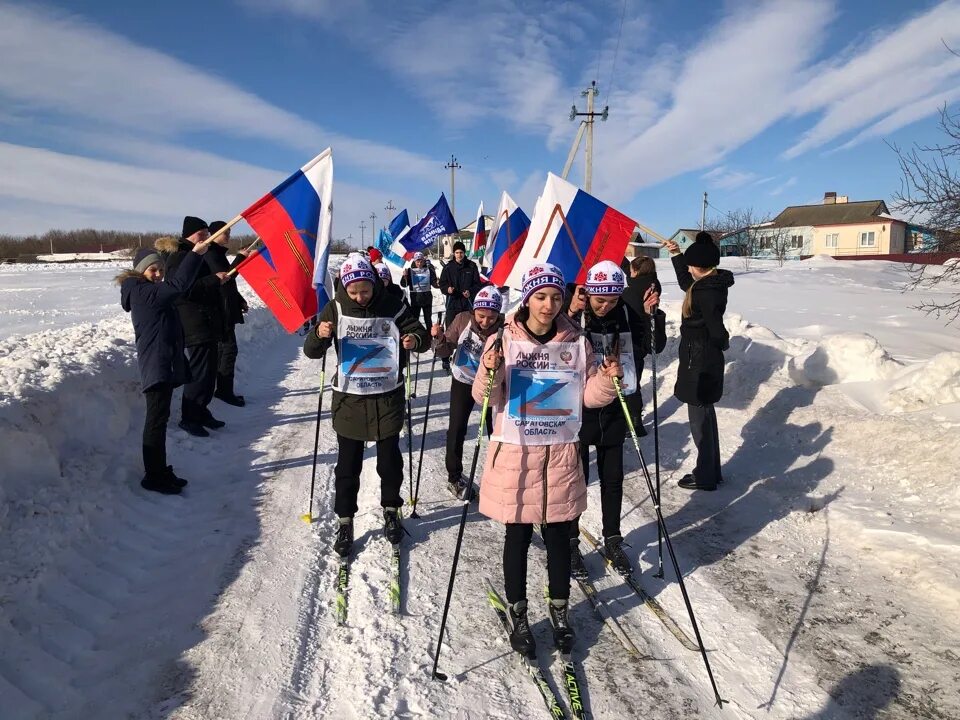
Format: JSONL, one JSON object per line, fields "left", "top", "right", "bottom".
{"left": 773, "top": 194, "right": 908, "bottom": 257}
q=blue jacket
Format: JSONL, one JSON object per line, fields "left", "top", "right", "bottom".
{"left": 121, "top": 251, "right": 203, "bottom": 393}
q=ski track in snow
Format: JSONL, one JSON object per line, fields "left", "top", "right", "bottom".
{"left": 2, "top": 258, "right": 959, "bottom": 719}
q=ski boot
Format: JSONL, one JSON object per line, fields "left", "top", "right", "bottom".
{"left": 509, "top": 600, "right": 537, "bottom": 658}
{"left": 604, "top": 535, "right": 633, "bottom": 577}
{"left": 140, "top": 472, "right": 182, "bottom": 495}
{"left": 570, "top": 539, "right": 589, "bottom": 581}
{"left": 334, "top": 517, "right": 354, "bottom": 557}
{"left": 547, "top": 598, "right": 575, "bottom": 654}
{"left": 383, "top": 507, "right": 403, "bottom": 545}
{"left": 164, "top": 465, "right": 188, "bottom": 488}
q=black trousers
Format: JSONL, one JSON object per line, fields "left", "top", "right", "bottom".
{"left": 182, "top": 341, "right": 218, "bottom": 421}
{"left": 577, "top": 443, "right": 625, "bottom": 539}
{"left": 625, "top": 388, "right": 647, "bottom": 436}
{"left": 411, "top": 304, "right": 432, "bottom": 330}
{"left": 218, "top": 324, "right": 239, "bottom": 378}
{"left": 688, "top": 403, "right": 721, "bottom": 486}
{"left": 504, "top": 522, "right": 573, "bottom": 604}
{"left": 445, "top": 378, "right": 492, "bottom": 481}
{"left": 143, "top": 382, "right": 173, "bottom": 477}
{"left": 334, "top": 434, "right": 404, "bottom": 518}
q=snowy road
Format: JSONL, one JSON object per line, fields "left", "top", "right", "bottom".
{"left": 2, "top": 258, "right": 959, "bottom": 719}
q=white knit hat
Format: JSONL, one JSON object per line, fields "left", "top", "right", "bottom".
{"left": 472, "top": 285, "right": 503, "bottom": 312}
{"left": 585, "top": 260, "right": 626, "bottom": 296}
{"left": 340, "top": 256, "right": 376, "bottom": 287}
{"left": 520, "top": 262, "right": 565, "bottom": 305}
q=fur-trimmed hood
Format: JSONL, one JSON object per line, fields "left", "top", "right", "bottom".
{"left": 154, "top": 236, "right": 182, "bottom": 254}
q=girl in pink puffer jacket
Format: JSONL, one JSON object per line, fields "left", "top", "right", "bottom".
{"left": 473, "top": 262, "right": 621, "bottom": 658}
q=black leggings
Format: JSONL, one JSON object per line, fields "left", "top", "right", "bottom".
{"left": 575, "top": 443, "right": 625, "bottom": 540}
{"left": 504, "top": 521, "right": 573, "bottom": 604}
{"left": 411, "top": 304, "right": 432, "bottom": 329}
{"left": 333, "top": 435, "right": 404, "bottom": 518}
{"left": 445, "top": 378, "right": 492, "bottom": 480}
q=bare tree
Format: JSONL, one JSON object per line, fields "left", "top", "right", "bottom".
{"left": 769, "top": 225, "right": 795, "bottom": 268}
{"left": 704, "top": 207, "right": 775, "bottom": 271}
{"left": 891, "top": 103, "right": 960, "bottom": 323}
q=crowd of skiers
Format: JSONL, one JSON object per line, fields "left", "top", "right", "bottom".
{"left": 297, "top": 230, "right": 732, "bottom": 658}
{"left": 118, "top": 216, "right": 251, "bottom": 495}
{"left": 119, "top": 215, "right": 732, "bottom": 657}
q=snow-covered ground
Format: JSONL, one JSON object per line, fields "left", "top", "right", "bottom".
{"left": 0, "top": 257, "right": 958, "bottom": 719}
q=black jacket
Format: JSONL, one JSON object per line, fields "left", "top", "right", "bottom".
{"left": 400, "top": 262, "right": 439, "bottom": 307}
{"left": 303, "top": 282, "right": 429, "bottom": 441}
{"left": 623, "top": 272, "right": 662, "bottom": 318}
{"left": 205, "top": 243, "right": 248, "bottom": 325}
{"left": 438, "top": 258, "right": 482, "bottom": 316}
{"left": 579, "top": 299, "right": 656, "bottom": 446}
{"left": 121, "top": 251, "right": 203, "bottom": 392}
{"left": 164, "top": 240, "right": 226, "bottom": 346}
{"left": 671, "top": 254, "right": 734, "bottom": 406}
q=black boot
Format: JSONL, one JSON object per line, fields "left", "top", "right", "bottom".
{"left": 383, "top": 507, "right": 403, "bottom": 545}
{"left": 678, "top": 473, "right": 716, "bottom": 491}
{"left": 547, "top": 598, "right": 575, "bottom": 654}
{"left": 570, "top": 538, "right": 589, "bottom": 581}
{"left": 604, "top": 535, "right": 633, "bottom": 576}
{"left": 178, "top": 419, "right": 209, "bottom": 437}
{"left": 140, "top": 472, "right": 181, "bottom": 495}
{"left": 509, "top": 600, "right": 536, "bottom": 658}
{"left": 164, "top": 465, "right": 188, "bottom": 488}
{"left": 199, "top": 410, "right": 226, "bottom": 430}
{"left": 334, "top": 517, "right": 353, "bottom": 557}
{"left": 215, "top": 373, "right": 246, "bottom": 407}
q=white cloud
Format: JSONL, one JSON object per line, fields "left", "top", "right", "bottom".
{"left": 0, "top": 141, "right": 418, "bottom": 238}
{"left": 0, "top": 3, "right": 440, "bottom": 183}
{"left": 836, "top": 87, "right": 960, "bottom": 151}
{"left": 769, "top": 176, "right": 798, "bottom": 197}
{"left": 702, "top": 166, "right": 760, "bottom": 190}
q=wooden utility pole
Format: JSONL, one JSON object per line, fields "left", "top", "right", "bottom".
{"left": 566, "top": 81, "right": 608, "bottom": 193}
{"left": 359, "top": 221, "right": 367, "bottom": 246}
{"left": 701, "top": 192, "right": 708, "bottom": 231}
{"left": 370, "top": 212, "right": 377, "bottom": 238}
{"left": 385, "top": 200, "right": 396, "bottom": 219}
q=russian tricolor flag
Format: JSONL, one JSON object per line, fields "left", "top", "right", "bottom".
{"left": 240, "top": 149, "right": 334, "bottom": 320}
{"left": 235, "top": 245, "right": 312, "bottom": 333}
{"left": 504, "top": 173, "right": 635, "bottom": 289}
{"left": 471, "top": 202, "right": 487, "bottom": 259}
{"left": 484, "top": 191, "right": 530, "bottom": 286}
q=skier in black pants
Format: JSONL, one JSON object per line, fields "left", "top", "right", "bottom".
{"left": 430, "top": 285, "right": 504, "bottom": 498}
{"left": 664, "top": 232, "right": 735, "bottom": 491}
{"left": 400, "top": 251, "right": 438, "bottom": 328}
{"left": 571, "top": 260, "right": 663, "bottom": 578}
{"left": 302, "top": 255, "right": 429, "bottom": 556}
{"left": 161, "top": 216, "right": 230, "bottom": 437}
{"left": 438, "top": 240, "right": 482, "bottom": 370}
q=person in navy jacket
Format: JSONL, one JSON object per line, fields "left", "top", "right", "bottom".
{"left": 118, "top": 235, "right": 221, "bottom": 494}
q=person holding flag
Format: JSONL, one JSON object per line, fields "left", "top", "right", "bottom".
{"left": 400, "top": 251, "right": 438, "bottom": 328}
{"left": 431, "top": 285, "right": 504, "bottom": 499}
{"left": 303, "top": 255, "right": 429, "bottom": 556}
{"left": 473, "top": 262, "right": 621, "bottom": 658}
{"left": 569, "top": 260, "right": 662, "bottom": 579}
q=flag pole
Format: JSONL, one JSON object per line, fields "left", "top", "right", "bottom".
{"left": 227, "top": 237, "right": 263, "bottom": 277}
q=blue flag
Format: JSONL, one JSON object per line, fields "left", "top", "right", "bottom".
{"left": 388, "top": 209, "right": 410, "bottom": 240}
{"left": 402, "top": 194, "right": 458, "bottom": 253}
{"left": 376, "top": 228, "right": 408, "bottom": 268}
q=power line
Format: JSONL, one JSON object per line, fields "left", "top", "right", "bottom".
{"left": 605, "top": 0, "right": 628, "bottom": 105}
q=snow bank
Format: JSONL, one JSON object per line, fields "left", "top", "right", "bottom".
{"left": 885, "top": 351, "right": 960, "bottom": 411}
{"left": 788, "top": 333, "right": 903, "bottom": 387}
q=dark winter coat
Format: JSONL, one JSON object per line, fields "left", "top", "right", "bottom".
{"left": 385, "top": 282, "right": 408, "bottom": 307}
{"left": 163, "top": 240, "right": 226, "bottom": 346}
{"left": 121, "top": 251, "right": 203, "bottom": 393}
{"left": 400, "top": 262, "right": 439, "bottom": 308}
{"left": 438, "top": 257, "right": 482, "bottom": 316}
{"left": 579, "top": 299, "right": 663, "bottom": 446}
{"left": 303, "top": 282, "right": 429, "bottom": 442}
{"left": 671, "top": 254, "right": 734, "bottom": 406}
{"left": 623, "top": 272, "right": 662, "bottom": 319}
{"left": 205, "top": 243, "right": 248, "bottom": 325}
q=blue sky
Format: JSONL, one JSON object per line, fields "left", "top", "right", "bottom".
{"left": 1, "top": 0, "right": 959, "bottom": 246}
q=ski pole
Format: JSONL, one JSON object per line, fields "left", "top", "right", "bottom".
{"left": 612, "top": 374, "right": 725, "bottom": 707}
{"left": 431, "top": 326, "right": 504, "bottom": 682}
{"left": 648, "top": 285, "right": 664, "bottom": 579}
{"left": 410, "top": 312, "right": 443, "bottom": 517}
{"left": 412, "top": 330, "right": 421, "bottom": 398}
{"left": 301, "top": 351, "right": 327, "bottom": 524}
{"left": 405, "top": 348, "right": 418, "bottom": 519}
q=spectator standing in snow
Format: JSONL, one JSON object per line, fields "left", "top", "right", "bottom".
{"left": 205, "top": 220, "right": 249, "bottom": 407}
{"left": 665, "top": 232, "right": 735, "bottom": 491}
{"left": 474, "top": 263, "right": 621, "bottom": 659}
{"left": 438, "top": 240, "right": 482, "bottom": 370}
{"left": 161, "top": 216, "right": 230, "bottom": 437}
{"left": 117, "top": 235, "right": 218, "bottom": 494}
{"left": 303, "top": 256, "right": 428, "bottom": 556}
